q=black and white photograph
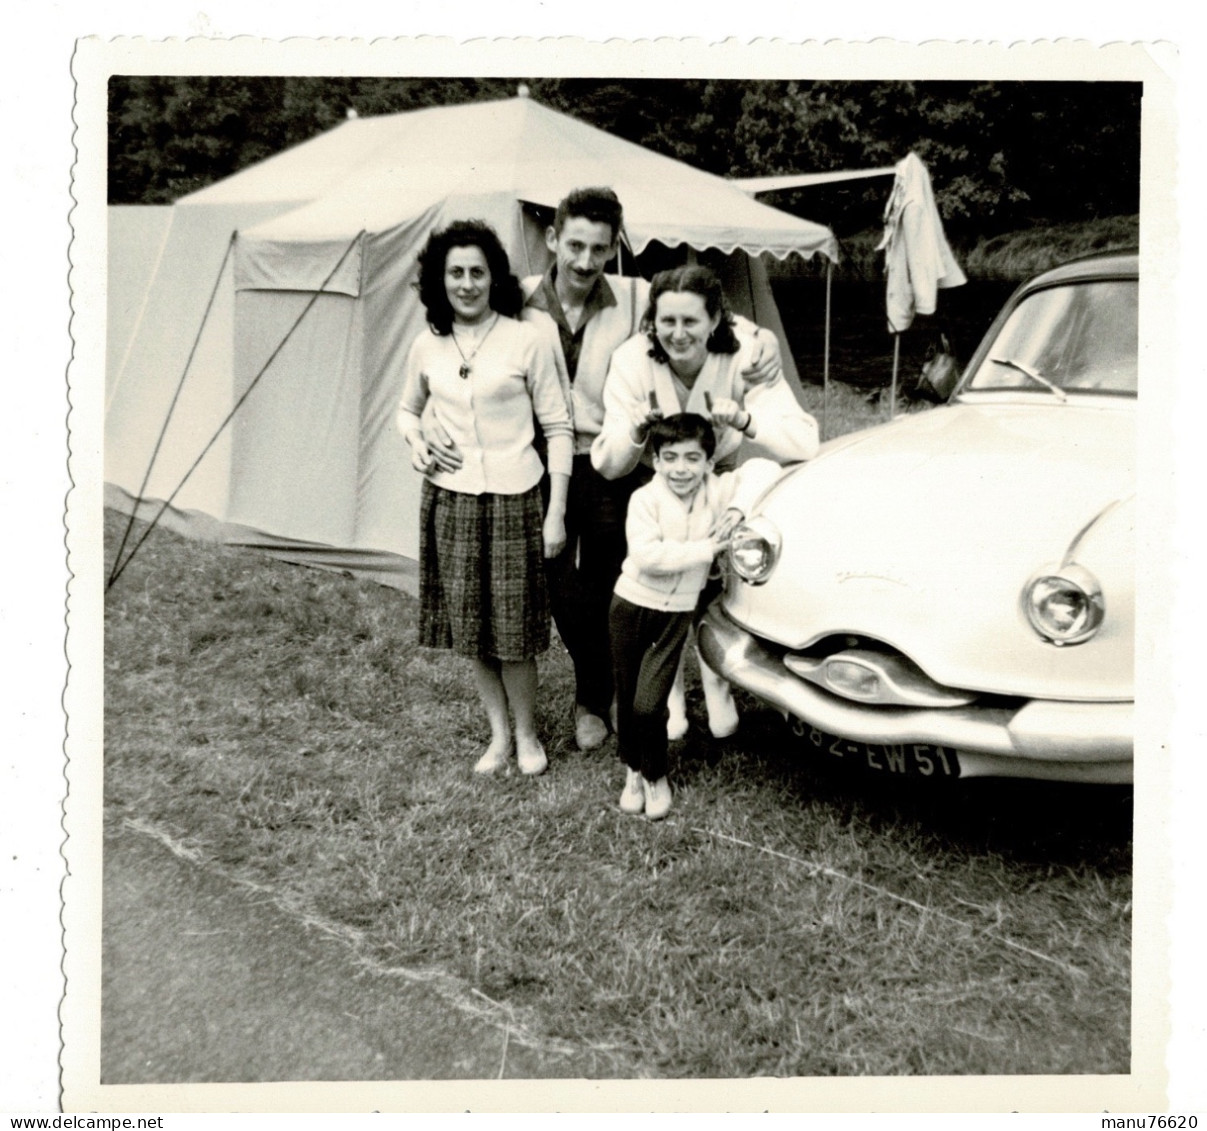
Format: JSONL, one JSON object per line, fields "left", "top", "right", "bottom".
{"left": 35, "top": 30, "right": 1193, "bottom": 1115}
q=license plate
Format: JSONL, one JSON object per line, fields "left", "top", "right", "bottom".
{"left": 790, "top": 718, "right": 960, "bottom": 778}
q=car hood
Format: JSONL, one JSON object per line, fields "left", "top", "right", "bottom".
{"left": 724, "top": 399, "right": 1135, "bottom": 700}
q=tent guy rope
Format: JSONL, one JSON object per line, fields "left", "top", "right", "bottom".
{"left": 692, "top": 825, "right": 1090, "bottom": 982}
{"left": 106, "top": 230, "right": 366, "bottom": 591}
{"left": 108, "top": 232, "right": 237, "bottom": 590}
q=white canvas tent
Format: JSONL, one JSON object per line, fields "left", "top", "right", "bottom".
{"left": 106, "top": 95, "right": 838, "bottom": 586}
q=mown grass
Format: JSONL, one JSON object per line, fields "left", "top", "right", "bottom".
{"left": 794, "top": 372, "right": 936, "bottom": 442}
{"left": 104, "top": 503, "right": 1132, "bottom": 1080}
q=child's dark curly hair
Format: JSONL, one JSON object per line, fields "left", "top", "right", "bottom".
{"left": 415, "top": 219, "right": 525, "bottom": 335}
{"left": 642, "top": 265, "right": 740, "bottom": 364}
{"left": 648, "top": 412, "right": 717, "bottom": 459}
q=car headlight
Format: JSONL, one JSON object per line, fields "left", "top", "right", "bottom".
{"left": 1023, "top": 564, "right": 1105, "bottom": 645}
{"left": 728, "top": 517, "right": 782, "bottom": 585}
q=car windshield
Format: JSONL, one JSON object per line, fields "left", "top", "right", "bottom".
{"left": 965, "top": 279, "right": 1138, "bottom": 396}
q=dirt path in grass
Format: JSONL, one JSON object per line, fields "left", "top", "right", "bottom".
{"left": 101, "top": 823, "right": 595, "bottom": 1086}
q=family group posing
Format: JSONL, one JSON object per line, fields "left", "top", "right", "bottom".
{"left": 397, "top": 187, "right": 819, "bottom": 820}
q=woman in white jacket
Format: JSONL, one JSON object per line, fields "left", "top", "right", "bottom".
{"left": 592, "top": 265, "right": 820, "bottom": 741}
{"left": 591, "top": 265, "right": 819, "bottom": 480}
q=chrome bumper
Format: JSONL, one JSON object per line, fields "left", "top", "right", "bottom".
{"left": 696, "top": 602, "right": 1133, "bottom": 783}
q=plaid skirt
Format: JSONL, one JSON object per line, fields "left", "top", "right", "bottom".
{"left": 418, "top": 480, "right": 550, "bottom": 661}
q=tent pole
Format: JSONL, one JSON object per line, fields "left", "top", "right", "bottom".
{"left": 822, "top": 258, "right": 832, "bottom": 441}
{"left": 520, "top": 219, "right": 535, "bottom": 277}
{"left": 890, "top": 333, "right": 900, "bottom": 420}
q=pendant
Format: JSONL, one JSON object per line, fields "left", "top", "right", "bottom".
{"left": 459, "top": 363, "right": 471, "bottom": 380}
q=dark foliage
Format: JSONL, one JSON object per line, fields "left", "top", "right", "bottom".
{"left": 109, "top": 76, "right": 1140, "bottom": 241}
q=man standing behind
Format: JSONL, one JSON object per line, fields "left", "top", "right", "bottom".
{"left": 420, "top": 187, "right": 783, "bottom": 751}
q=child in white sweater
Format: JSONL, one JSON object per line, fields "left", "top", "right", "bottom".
{"left": 609, "top": 413, "right": 780, "bottom": 819}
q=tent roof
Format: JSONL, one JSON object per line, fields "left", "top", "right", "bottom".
{"left": 193, "top": 97, "right": 836, "bottom": 262}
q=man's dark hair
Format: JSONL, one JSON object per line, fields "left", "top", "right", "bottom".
{"left": 649, "top": 412, "right": 717, "bottom": 460}
{"left": 415, "top": 219, "right": 525, "bottom": 335}
{"left": 553, "top": 186, "right": 624, "bottom": 243}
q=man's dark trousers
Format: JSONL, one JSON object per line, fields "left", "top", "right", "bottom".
{"left": 544, "top": 454, "right": 650, "bottom": 722}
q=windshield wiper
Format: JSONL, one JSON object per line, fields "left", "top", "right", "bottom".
{"left": 988, "top": 356, "right": 1068, "bottom": 401}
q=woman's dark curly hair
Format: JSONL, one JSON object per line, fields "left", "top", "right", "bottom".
{"left": 642, "top": 265, "right": 740, "bottom": 364}
{"left": 415, "top": 219, "right": 525, "bottom": 335}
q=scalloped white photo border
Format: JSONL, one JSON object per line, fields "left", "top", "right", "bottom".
{"left": 55, "top": 33, "right": 1182, "bottom": 1115}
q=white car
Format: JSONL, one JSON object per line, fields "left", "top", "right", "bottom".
{"left": 698, "top": 251, "right": 1137, "bottom": 783}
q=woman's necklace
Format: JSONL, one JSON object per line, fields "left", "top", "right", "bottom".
{"left": 451, "top": 313, "right": 500, "bottom": 379}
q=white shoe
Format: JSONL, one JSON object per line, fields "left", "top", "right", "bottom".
{"left": 619, "top": 768, "right": 645, "bottom": 814}
{"left": 667, "top": 661, "right": 689, "bottom": 739}
{"left": 700, "top": 656, "right": 739, "bottom": 738}
{"left": 474, "top": 744, "right": 510, "bottom": 775}
{"left": 643, "top": 776, "right": 672, "bottom": 820}
{"left": 707, "top": 703, "right": 740, "bottom": 740}
{"left": 517, "top": 740, "right": 548, "bottom": 776}
{"left": 575, "top": 708, "right": 609, "bottom": 751}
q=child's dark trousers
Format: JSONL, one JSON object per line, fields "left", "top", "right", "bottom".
{"left": 609, "top": 594, "right": 694, "bottom": 782}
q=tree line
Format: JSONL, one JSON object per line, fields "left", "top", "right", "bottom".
{"left": 108, "top": 76, "right": 1140, "bottom": 242}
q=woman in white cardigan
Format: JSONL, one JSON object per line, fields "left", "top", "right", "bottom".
{"left": 398, "top": 220, "right": 572, "bottom": 778}
{"left": 591, "top": 265, "right": 820, "bottom": 741}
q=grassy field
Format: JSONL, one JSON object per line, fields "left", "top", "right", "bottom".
{"left": 104, "top": 491, "right": 1132, "bottom": 1079}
